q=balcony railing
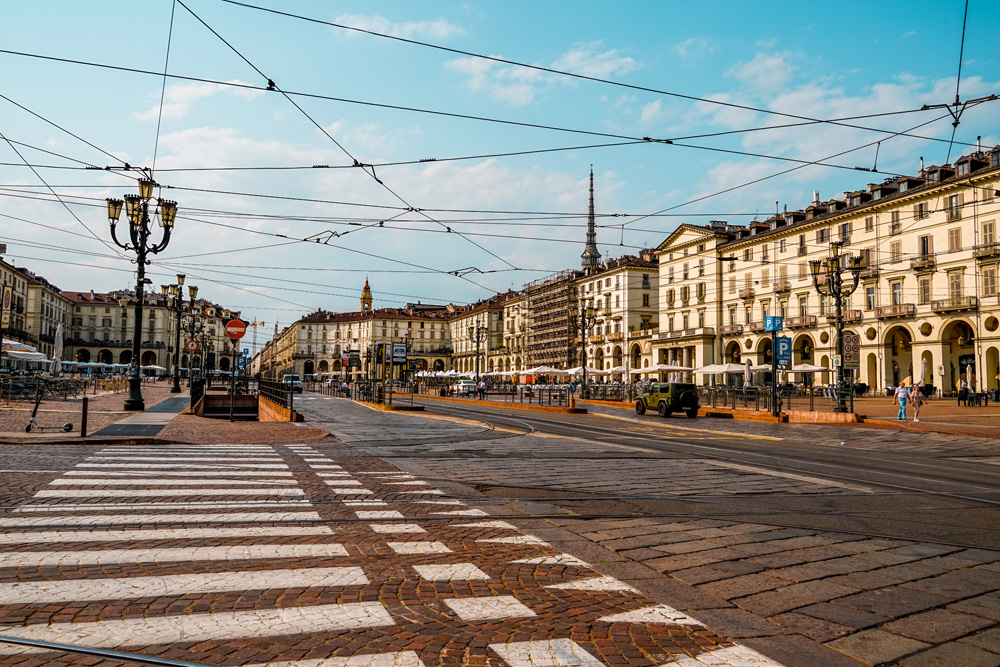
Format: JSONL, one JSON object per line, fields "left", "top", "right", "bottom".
{"left": 606, "top": 332, "right": 622, "bottom": 341}
{"left": 719, "top": 324, "right": 743, "bottom": 336}
{"left": 931, "top": 296, "right": 979, "bottom": 313}
{"left": 910, "top": 255, "right": 936, "bottom": 272}
{"left": 798, "top": 246, "right": 807, "bottom": 256}
{"left": 974, "top": 242, "right": 1000, "bottom": 259}
{"left": 786, "top": 315, "right": 817, "bottom": 329}
{"left": 748, "top": 320, "right": 766, "bottom": 333}
{"left": 772, "top": 280, "right": 791, "bottom": 293}
{"left": 859, "top": 266, "right": 880, "bottom": 280}
{"left": 739, "top": 288, "right": 755, "bottom": 299}
{"left": 589, "top": 334, "right": 603, "bottom": 343}
{"left": 875, "top": 304, "right": 916, "bottom": 319}
{"left": 659, "top": 327, "right": 715, "bottom": 340}
{"left": 826, "top": 310, "right": 863, "bottom": 324}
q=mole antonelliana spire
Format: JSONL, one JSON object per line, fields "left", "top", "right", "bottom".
{"left": 580, "top": 167, "right": 601, "bottom": 269}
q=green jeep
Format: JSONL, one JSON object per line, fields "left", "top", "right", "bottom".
{"left": 635, "top": 382, "right": 699, "bottom": 418}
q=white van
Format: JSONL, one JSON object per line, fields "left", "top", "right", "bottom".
{"left": 282, "top": 374, "right": 303, "bottom": 393}
{"left": 452, "top": 380, "right": 477, "bottom": 396}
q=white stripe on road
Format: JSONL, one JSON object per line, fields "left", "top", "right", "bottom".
{"left": 87, "top": 456, "right": 284, "bottom": 462}
{"left": 63, "top": 470, "right": 294, "bottom": 477}
{"left": 489, "top": 640, "right": 604, "bottom": 667}
{"left": 0, "top": 544, "right": 348, "bottom": 567}
{"left": 51, "top": 478, "right": 296, "bottom": 485}
{"left": 656, "top": 645, "right": 786, "bottom": 666}
{"left": 0, "top": 512, "right": 321, "bottom": 527}
{"left": 76, "top": 463, "right": 290, "bottom": 469}
{"left": 0, "top": 602, "right": 394, "bottom": 654}
{"left": 0, "top": 526, "right": 333, "bottom": 544}
{"left": 598, "top": 604, "right": 701, "bottom": 625}
{"left": 0, "top": 567, "right": 367, "bottom": 604}
{"left": 247, "top": 650, "right": 425, "bottom": 667}
{"left": 15, "top": 501, "right": 312, "bottom": 512}
{"left": 34, "top": 488, "right": 305, "bottom": 498}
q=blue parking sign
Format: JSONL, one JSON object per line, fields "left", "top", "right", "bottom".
{"left": 776, "top": 337, "right": 792, "bottom": 362}
{"left": 765, "top": 316, "right": 783, "bottom": 332}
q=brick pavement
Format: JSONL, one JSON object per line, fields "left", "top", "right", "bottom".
{"left": 0, "top": 441, "right": 785, "bottom": 667}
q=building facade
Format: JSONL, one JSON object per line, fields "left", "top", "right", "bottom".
{"left": 0, "top": 256, "right": 30, "bottom": 349}
{"left": 23, "top": 271, "right": 71, "bottom": 359}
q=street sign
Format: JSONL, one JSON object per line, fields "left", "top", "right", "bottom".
{"left": 776, "top": 337, "right": 792, "bottom": 362}
{"left": 765, "top": 316, "right": 783, "bottom": 332}
{"left": 392, "top": 342, "right": 407, "bottom": 364}
{"left": 237, "top": 356, "right": 247, "bottom": 368}
{"left": 843, "top": 332, "right": 861, "bottom": 369}
{"left": 242, "top": 348, "right": 249, "bottom": 356}
{"left": 185, "top": 339, "right": 199, "bottom": 352}
{"left": 225, "top": 319, "right": 246, "bottom": 340}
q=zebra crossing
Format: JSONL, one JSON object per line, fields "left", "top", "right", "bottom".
{"left": 0, "top": 443, "right": 785, "bottom": 667}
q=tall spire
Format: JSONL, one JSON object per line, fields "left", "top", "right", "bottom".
{"left": 581, "top": 166, "right": 601, "bottom": 269}
{"left": 361, "top": 277, "right": 373, "bottom": 312}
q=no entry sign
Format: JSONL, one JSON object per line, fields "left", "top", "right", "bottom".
{"left": 225, "top": 319, "right": 246, "bottom": 340}
{"left": 185, "top": 339, "right": 199, "bottom": 352}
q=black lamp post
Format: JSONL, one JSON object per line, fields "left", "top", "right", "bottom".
{"left": 467, "top": 321, "right": 487, "bottom": 383}
{"left": 809, "top": 241, "right": 864, "bottom": 413}
{"left": 570, "top": 301, "right": 597, "bottom": 399}
{"left": 182, "top": 310, "right": 204, "bottom": 386}
{"left": 107, "top": 178, "right": 176, "bottom": 411}
{"left": 162, "top": 276, "right": 197, "bottom": 394}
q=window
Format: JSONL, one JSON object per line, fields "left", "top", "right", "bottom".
{"left": 984, "top": 268, "right": 997, "bottom": 296}
{"left": 681, "top": 285, "right": 690, "bottom": 302}
{"left": 865, "top": 216, "right": 874, "bottom": 232}
{"left": 798, "top": 262, "right": 806, "bottom": 280}
{"left": 102, "top": 318, "right": 112, "bottom": 327}
{"left": 744, "top": 272, "right": 752, "bottom": 289}
{"left": 890, "top": 211, "right": 901, "bottom": 234}
{"left": 666, "top": 289, "right": 675, "bottom": 305}
{"left": 72, "top": 316, "right": 82, "bottom": 326}
{"left": 957, "top": 161, "right": 970, "bottom": 177}
{"left": 615, "top": 295, "right": 620, "bottom": 308}
{"left": 88, "top": 317, "right": 96, "bottom": 326}
{"left": 761, "top": 302, "right": 770, "bottom": 319}
{"left": 779, "top": 265, "right": 788, "bottom": 281}
{"left": 779, "top": 301, "right": 787, "bottom": 318}
{"left": 729, "top": 276, "right": 736, "bottom": 294}
{"left": 817, "top": 228, "right": 828, "bottom": 243}
{"left": 761, "top": 268, "right": 770, "bottom": 288}
{"left": 948, "top": 227, "right": 962, "bottom": 252}
{"left": 641, "top": 293, "right": 649, "bottom": 307}
{"left": 798, "top": 234, "right": 806, "bottom": 253}
{"left": 947, "top": 194, "right": 962, "bottom": 221}
{"left": 985, "top": 188, "right": 996, "bottom": 203}
{"left": 641, "top": 274, "right": 650, "bottom": 289}
{"left": 762, "top": 245, "right": 769, "bottom": 261}
{"left": 780, "top": 239, "right": 787, "bottom": 253}
{"left": 865, "top": 286, "right": 875, "bottom": 310}
{"left": 698, "top": 311, "right": 705, "bottom": 328}
{"left": 683, "top": 263, "right": 689, "bottom": 280}
{"left": 729, "top": 306, "right": 736, "bottom": 325}
{"left": 743, "top": 248, "right": 753, "bottom": 261}
{"left": 698, "top": 259, "right": 705, "bottom": 276}
{"left": 745, "top": 307, "right": 752, "bottom": 324}
{"left": 840, "top": 222, "right": 851, "bottom": 241}
{"left": 668, "top": 267, "right": 674, "bottom": 283}
{"left": 890, "top": 241, "right": 902, "bottom": 263}
{"left": 948, "top": 272, "right": 963, "bottom": 298}
{"left": 891, "top": 281, "right": 903, "bottom": 305}
{"left": 984, "top": 220, "right": 996, "bottom": 245}
{"left": 819, "top": 297, "right": 827, "bottom": 316}
{"left": 918, "top": 277, "right": 931, "bottom": 304}
{"left": 682, "top": 314, "right": 690, "bottom": 329}
{"left": 798, "top": 295, "right": 808, "bottom": 316}
{"left": 914, "top": 203, "right": 929, "bottom": 220}
{"left": 918, "top": 235, "right": 933, "bottom": 257}
{"left": 697, "top": 282, "right": 706, "bottom": 301}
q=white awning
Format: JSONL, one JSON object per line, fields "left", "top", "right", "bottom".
{"left": 6, "top": 350, "right": 48, "bottom": 361}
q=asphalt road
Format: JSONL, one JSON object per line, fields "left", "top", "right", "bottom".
{"left": 342, "top": 397, "right": 1000, "bottom": 550}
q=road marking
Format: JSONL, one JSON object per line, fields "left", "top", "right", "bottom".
{"left": 453, "top": 521, "right": 518, "bottom": 529}
{"left": 0, "top": 567, "right": 367, "bottom": 604}
{"left": 703, "top": 460, "right": 873, "bottom": 493}
{"left": 15, "top": 501, "right": 313, "bottom": 512}
{"left": 387, "top": 541, "right": 452, "bottom": 555}
{"left": 512, "top": 554, "right": 590, "bottom": 567}
{"left": 370, "top": 524, "right": 426, "bottom": 533}
{"left": 545, "top": 576, "right": 637, "bottom": 592}
{"left": 248, "top": 650, "right": 425, "bottom": 667}
{"left": 62, "top": 470, "right": 294, "bottom": 477}
{"left": 355, "top": 510, "right": 404, "bottom": 520}
{"left": 0, "top": 602, "right": 394, "bottom": 655}
{"left": 657, "top": 645, "right": 786, "bottom": 666}
{"left": 444, "top": 595, "right": 536, "bottom": 621}
{"left": 34, "top": 488, "right": 305, "bottom": 498}
{"left": 599, "top": 412, "right": 784, "bottom": 441}
{"left": 598, "top": 604, "right": 701, "bottom": 625}
{"left": 311, "top": 465, "right": 344, "bottom": 469}
{"left": 327, "top": 488, "right": 375, "bottom": 495}
{"left": 76, "top": 463, "right": 290, "bottom": 469}
{"left": 478, "top": 536, "right": 549, "bottom": 546}
{"left": 489, "top": 639, "right": 603, "bottom": 667}
{"left": 386, "top": 481, "right": 430, "bottom": 485}
{"left": 51, "top": 478, "right": 297, "bottom": 486}
{"left": 87, "top": 456, "right": 285, "bottom": 462}
{"left": 0, "top": 544, "right": 348, "bottom": 567}
{"left": 413, "top": 563, "right": 490, "bottom": 581}
{"left": 323, "top": 479, "right": 362, "bottom": 485}
{"left": 396, "top": 490, "right": 444, "bottom": 495}
{"left": 0, "top": 512, "right": 321, "bottom": 527}
{"left": 0, "top": 526, "right": 334, "bottom": 544}
{"left": 430, "top": 509, "right": 488, "bottom": 516}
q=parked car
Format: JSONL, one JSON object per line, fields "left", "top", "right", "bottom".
{"left": 282, "top": 374, "right": 303, "bottom": 393}
{"left": 635, "top": 382, "right": 699, "bottom": 418}
{"left": 452, "top": 380, "right": 477, "bottom": 396}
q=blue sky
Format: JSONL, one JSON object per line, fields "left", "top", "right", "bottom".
{"left": 1, "top": 0, "right": 998, "bottom": 351}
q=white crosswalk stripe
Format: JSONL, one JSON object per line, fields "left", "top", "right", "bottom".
{"left": 51, "top": 477, "right": 297, "bottom": 485}
{"left": 0, "top": 512, "right": 321, "bottom": 526}
{"left": 0, "top": 545, "right": 348, "bottom": 567}
{"left": 0, "top": 526, "right": 334, "bottom": 544}
{"left": 34, "top": 488, "right": 305, "bottom": 497}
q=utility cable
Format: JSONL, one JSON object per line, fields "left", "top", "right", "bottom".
{"left": 151, "top": 0, "right": 179, "bottom": 173}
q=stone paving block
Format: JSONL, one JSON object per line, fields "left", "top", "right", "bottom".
{"left": 740, "top": 553, "right": 808, "bottom": 569}
{"left": 798, "top": 602, "right": 890, "bottom": 629}
{"left": 806, "top": 556, "right": 877, "bottom": 575}
{"left": 652, "top": 540, "right": 721, "bottom": 555}
{"left": 734, "top": 590, "right": 813, "bottom": 617}
{"left": 922, "top": 554, "right": 990, "bottom": 570}
{"left": 825, "top": 570, "right": 907, "bottom": 591}
{"left": 872, "top": 561, "right": 950, "bottom": 583}
{"left": 644, "top": 551, "right": 725, "bottom": 572}
{"left": 768, "top": 565, "right": 831, "bottom": 583}
{"left": 882, "top": 608, "right": 994, "bottom": 643}
{"left": 949, "top": 592, "right": 1000, "bottom": 620}
{"left": 898, "top": 641, "right": 1000, "bottom": 667}
{"left": 828, "top": 538, "right": 906, "bottom": 554}
{"left": 837, "top": 586, "right": 951, "bottom": 617}
{"left": 640, "top": 574, "right": 735, "bottom": 611}
{"left": 740, "top": 635, "right": 865, "bottom": 667}
{"left": 886, "top": 544, "right": 962, "bottom": 559}
{"left": 960, "top": 626, "right": 1000, "bottom": 653}
{"left": 683, "top": 608, "right": 786, "bottom": 638}
{"left": 711, "top": 560, "right": 767, "bottom": 576}
{"left": 771, "top": 611, "right": 855, "bottom": 643}
{"left": 671, "top": 566, "right": 734, "bottom": 585}
{"left": 956, "top": 549, "right": 1000, "bottom": 564}
{"left": 778, "top": 580, "right": 860, "bottom": 603}
{"left": 901, "top": 570, "right": 997, "bottom": 599}
{"left": 698, "top": 574, "right": 788, "bottom": 601}
{"left": 826, "top": 628, "right": 930, "bottom": 665}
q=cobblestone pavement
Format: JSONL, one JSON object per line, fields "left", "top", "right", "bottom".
{"left": 304, "top": 396, "right": 1000, "bottom": 667}
{"left": 0, "top": 438, "right": 785, "bottom": 667}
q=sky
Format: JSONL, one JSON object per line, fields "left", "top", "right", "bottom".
{"left": 1, "top": 0, "right": 998, "bottom": 353}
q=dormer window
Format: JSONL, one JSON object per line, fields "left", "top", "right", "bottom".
{"left": 957, "top": 161, "right": 969, "bottom": 176}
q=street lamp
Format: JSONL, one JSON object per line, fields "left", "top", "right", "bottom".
{"left": 107, "top": 177, "right": 177, "bottom": 411}
{"left": 467, "top": 321, "right": 487, "bottom": 383}
{"left": 809, "top": 241, "right": 864, "bottom": 413}
{"left": 569, "top": 301, "right": 597, "bottom": 399}
{"left": 182, "top": 309, "right": 204, "bottom": 385}
{"left": 162, "top": 276, "right": 197, "bottom": 394}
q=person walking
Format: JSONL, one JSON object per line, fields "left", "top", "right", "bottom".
{"left": 892, "top": 381, "right": 910, "bottom": 421}
{"left": 910, "top": 385, "right": 925, "bottom": 422}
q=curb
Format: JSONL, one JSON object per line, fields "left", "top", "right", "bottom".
{"left": 416, "top": 394, "right": 587, "bottom": 414}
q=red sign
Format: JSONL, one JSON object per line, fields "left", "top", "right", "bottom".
{"left": 225, "top": 319, "right": 246, "bottom": 340}
{"left": 186, "top": 339, "right": 199, "bottom": 352}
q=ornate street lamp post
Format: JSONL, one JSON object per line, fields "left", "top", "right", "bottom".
{"left": 162, "top": 276, "right": 197, "bottom": 394}
{"left": 106, "top": 178, "right": 177, "bottom": 411}
{"left": 570, "top": 301, "right": 597, "bottom": 399}
{"left": 467, "top": 321, "right": 488, "bottom": 384}
{"left": 809, "top": 241, "right": 864, "bottom": 413}
{"left": 182, "top": 310, "right": 204, "bottom": 386}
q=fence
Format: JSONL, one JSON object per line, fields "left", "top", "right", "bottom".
{"left": 1, "top": 377, "right": 89, "bottom": 404}
{"left": 259, "top": 378, "right": 292, "bottom": 410}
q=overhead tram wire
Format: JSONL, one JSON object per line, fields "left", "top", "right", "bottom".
{"left": 151, "top": 0, "right": 179, "bottom": 174}
{"left": 219, "top": 0, "right": 987, "bottom": 150}
{"left": 176, "top": 0, "right": 518, "bottom": 277}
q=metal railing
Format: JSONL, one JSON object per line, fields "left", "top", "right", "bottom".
{"left": 259, "top": 378, "right": 292, "bottom": 410}
{"left": 1, "top": 377, "right": 89, "bottom": 403}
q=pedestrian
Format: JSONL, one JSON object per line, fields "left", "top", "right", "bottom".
{"left": 892, "top": 380, "right": 910, "bottom": 421}
{"left": 910, "top": 385, "right": 924, "bottom": 422}
{"left": 477, "top": 379, "right": 486, "bottom": 400}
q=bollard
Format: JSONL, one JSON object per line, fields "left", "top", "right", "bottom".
{"left": 80, "top": 397, "right": 88, "bottom": 438}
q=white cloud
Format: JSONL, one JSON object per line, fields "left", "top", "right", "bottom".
{"left": 726, "top": 52, "right": 795, "bottom": 92}
{"left": 639, "top": 100, "right": 663, "bottom": 126}
{"left": 551, "top": 42, "right": 637, "bottom": 78}
{"left": 333, "top": 13, "right": 464, "bottom": 40}
{"left": 671, "top": 38, "right": 713, "bottom": 60}
{"left": 134, "top": 80, "right": 262, "bottom": 121}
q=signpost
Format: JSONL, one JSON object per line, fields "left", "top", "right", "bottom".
{"left": 185, "top": 339, "right": 199, "bottom": 352}
{"left": 843, "top": 332, "right": 860, "bottom": 371}
{"left": 224, "top": 320, "right": 246, "bottom": 422}
{"left": 765, "top": 316, "right": 783, "bottom": 417}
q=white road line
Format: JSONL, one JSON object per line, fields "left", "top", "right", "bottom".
{"left": 657, "top": 645, "right": 786, "bottom": 666}
{"left": 87, "top": 456, "right": 284, "bottom": 462}
{"left": 327, "top": 488, "right": 374, "bottom": 495}
{"left": 0, "top": 526, "right": 334, "bottom": 544}
{"left": 444, "top": 596, "right": 536, "bottom": 621}
{"left": 478, "top": 536, "right": 549, "bottom": 546}
{"left": 703, "top": 460, "right": 874, "bottom": 493}
{"left": 76, "top": 463, "right": 290, "bottom": 469}
{"left": 0, "top": 567, "right": 367, "bottom": 604}
{"left": 413, "top": 564, "right": 489, "bottom": 581}
{"left": 323, "top": 480, "right": 362, "bottom": 485}
{"left": 369, "top": 524, "right": 425, "bottom": 534}
{"left": 0, "top": 545, "right": 354, "bottom": 567}
{"left": 51, "top": 478, "right": 296, "bottom": 486}
{"left": 246, "top": 650, "right": 425, "bottom": 667}
{"left": 63, "top": 470, "right": 294, "bottom": 477}
{"left": 0, "top": 602, "right": 394, "bottom": 655}
{"left": 545, "top": 576, "right": 637, "bottom": 592}
{"left": 387, "top": 542, "right": 452, "bottom": 555}
{"left": 489, "top": 639, "right": 605, "bottom": 667}
{"left": 34, "top": 488, "right": 305, "bottom": 498}
{"left": 15, "top": 501, "right": 312, "bottom": 512}
{"left": 356, "top": 511, "right": 404, "bottom": 520}
{"left": 598, "top": 604, "right": 701, "bottom": 625}
{"left": 0, "top": 512, "right": 321, "bottom": 527}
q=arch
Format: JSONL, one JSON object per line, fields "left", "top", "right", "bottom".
{"left": 630, "top": 344, "right": 642, "bottom": 370}
{"left": 819, "top": 355, "right": 830, "bottom": 385}
{"left": 883, "top": 324, "right": 914, "bottom": 387}
{"left": 141, "top": 351, "right": 157, "bottom": 366}
{"left": 75, "top": 349, "right": 91, "bottom": 363}
{"left": 866, "top": 352, "right": 878, "bottom": 390}
{"left": 181, "top": 354, "right": 189, "bottom": 369}
{"left": 941, "top": 318, "right": 977, "bottom": 392}
{"left": 987, "top": 346, "right": 1000, "bottom": 392}
{"left": 97, "top": 349, "right": 112, "bottom": 364}
{"left": 333, "top": 360, "right": 342, "bottom": 371}
{"left": 433, "top": 359, "right": 444, "bottom": 372}
{"left": 303, "top": 360, "right": 314, "bottom": 376}
{"left": 318, "top": 360, "right": 329, "bottom": 372}
{"left": 594, "top": 347, "right": 605, "bottom": 369}
{"left": 792, "top": 334, "right": 815, "bottom": 364}
{"left": 725, "top": 340, "right": 742, "bottom": 363}
{"left": 219, "top": 357, "right": 231, "bottom": 372}
{"left": 612, "top": 346, "right": 623, "bottom": 368}
{"left": 118, "top": 350, "right": 131, "bottom": 364}
{"left": 755, "top": 337, "right": 772, "bottom": 365}
{"left": 919, "top": 349, "right": 934, "bottom": 388}
{"left": 192, "top": 355, "right": 202, "bottom": 369}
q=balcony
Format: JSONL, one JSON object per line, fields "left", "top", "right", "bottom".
{"left": 719, "top": 324, "right": 743, "bottom": 336}
{"left": 658, "top": 327, "right": 715, "bottom": 340}
{"left": 739, "top": 288, "right": 755, "bottom": 300}
{"left": 858, "top": 266, "right": 880, "bottom": 280}
{"left": 974, "top": 242, "right": 1000, "bottom": 260}
{"left": 840, "top": 235, "right": 852, "bottom": 246}
{"left": 826, "top": 310, "right": 863, "bottom": 324}
{"left": 798, "top": 246, "right": 807, "bottom": 256}
{"left": 910, "top": 255, "right": 936, "bottom": 272}
{"left": 606, "top": 332, "right": 622, "bottom": 341}
{"left": 875, "top": 304, "right": 916, "bottom": 320}
{"left": 749, "top": 320, "right": 766, "bottom": 333}
{"left": 931, "top": 296, "right": 979, "bottom": 314}
{"left": 772, "top": 280, "right": 791, "bottom": 293}
{"left": 786, "top": 315, "right": 817, "bottom": 329}
{"left": 589, "top": 334, "right": 603, "bottom": 343}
